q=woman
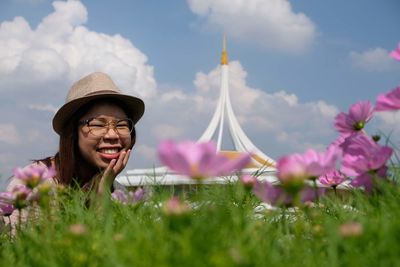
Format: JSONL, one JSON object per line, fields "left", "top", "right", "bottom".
{"left": 1, "top": 72, "right": 144, "bottom": 229}
{"left": 7, "top": 71, "right": 145, "bottom": 194}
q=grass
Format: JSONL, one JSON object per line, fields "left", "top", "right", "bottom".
{"left": 1, "top": 178, "right": 400, "bottom": 267}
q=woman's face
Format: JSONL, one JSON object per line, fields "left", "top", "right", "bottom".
{"left": 78, "top": 103, "right": 133, "bottom": 170}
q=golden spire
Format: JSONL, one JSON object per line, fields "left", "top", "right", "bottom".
{"left": 221, "top": 35, "right": 228, "bottom": 65}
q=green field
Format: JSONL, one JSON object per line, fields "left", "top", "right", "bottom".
{"left": 1, "top": 175, "right": 400, "bottom": 267}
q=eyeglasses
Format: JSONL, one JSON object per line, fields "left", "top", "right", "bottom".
{"left": 78, "top": 117, "right": 134, "bottom": 137}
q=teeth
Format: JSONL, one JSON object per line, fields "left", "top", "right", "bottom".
{"left": 101, "top": 148, "right": 119, "bottom": 154}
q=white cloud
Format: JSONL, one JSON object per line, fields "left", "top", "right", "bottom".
{"left": 313, "top": 101, "right": 338, "bottom": 118}
{"left": 208, "top": 62, "right": 340, "bottom": 149}
{"left": 28, "top": 104, "right": 58, "bottom": 113}
{"left": 273, "top": 90, "right": 298, "bottom": 106}
{"left": 142, "top": 60, "right": 340, "bottom": 161}
{"left": 0, "top": 124, "right": 21, "bottom": 145}
{"left": 26, "top": 129, "right": 43, "bottom": 143}
{"left": 349, "top": 47, "right": 399, "bottom": 72}
{"left": 276, "top": 130, "right": 327, "bottom": 152}
{"left": 13, "top": 0, "right": 45, "bottom": 4}
{"left": 4, "top": 0, "right": 398, "bottom": 183}
{"left": 187, "top": 0, "right": 316, "bottom": 53}
{"left": 134, "top": 144, "right": 157, "bottom": 162}
{"left": 0, "top": 0, "right": 157, "bottom": 180}
{"left": 151, "top": 124, "right": 185, "bottom": 140}
{"left": 372, "top": 111, "right": 400, "bottom": 142}
{"left": 0, "top": 0, "right": 157, "bottom": 98}
{"left": 375, "top": 111, "right": 400, "bottom": 126}
{"left": 159, "top": 90, "right": 189, "bottom": 103}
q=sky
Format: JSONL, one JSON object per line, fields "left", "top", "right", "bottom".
{"left": 0, "top": 0, "right": 399, "bottom": 188}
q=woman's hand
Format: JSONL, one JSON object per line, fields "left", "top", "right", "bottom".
{"left": 97, "top": 149, "right": 131, "bottom": 195}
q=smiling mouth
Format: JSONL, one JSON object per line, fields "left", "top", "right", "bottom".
{"left": 98, "top": 148, "right": 120, "bottom": 154}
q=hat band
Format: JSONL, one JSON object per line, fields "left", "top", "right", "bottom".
{"left": 85, "top": 90, "right": 120, "bottom": 97}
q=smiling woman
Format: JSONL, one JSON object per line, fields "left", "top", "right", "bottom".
{"left": 6, "top": 72, "right": 145, "bottom": 194}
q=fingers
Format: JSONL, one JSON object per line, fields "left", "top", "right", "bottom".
{"left": 113, "top": 149, "right": 131, "bottom": 175}
{"left": 103, "top": 159, "right": 116, "bottom": 183}
{"left": 98, "top": 149, "right": 131, "bottom": 194}
{"left": 123, "top": 149, "right": 131, "bottom": 166}
{"left": 104, "top": 159, "right": 116, "bottom": 176}
{"left": 98, "top": 159, "right": 116, "bottom": 194}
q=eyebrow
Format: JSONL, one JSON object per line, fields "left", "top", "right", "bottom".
{"left": 83, "top": 115, "right": 128, "bottom": 120}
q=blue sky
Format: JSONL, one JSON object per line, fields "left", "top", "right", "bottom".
{"left": 0, "top": 0, "right": 399, "bottom": 187}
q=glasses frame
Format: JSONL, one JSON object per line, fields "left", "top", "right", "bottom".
{"left": 78, "top": 117, "right": 134, "bottom": 137}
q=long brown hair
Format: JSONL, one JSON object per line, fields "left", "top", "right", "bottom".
{"left": 38, "top": 99, "right": 136, "bottom": 188}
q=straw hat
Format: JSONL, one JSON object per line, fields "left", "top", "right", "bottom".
{"left": 52, "top": 72, "right": 145, "bottom": 135}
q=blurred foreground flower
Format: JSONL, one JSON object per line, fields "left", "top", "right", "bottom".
{"left": 10, "top": 184, "right": 31, "bottom": 210}
{"left": 28, "top": 182, "right": 58, "bottom": 207}
{"left": 111, "top": 188, "right": 146, "bottom": 205}
{"left": 68, "top": 223, "right": 87, "bottom": 235}
{"left": 158, "top": 140, "right": 251, "bottom": 180}
{"left": 0, "top": 192, "right": 15, "bottom": 216}
{"left": 277, "top": 146, "right": 339, "bottom": 187}
{"left": 13, "top": 164, "right": 55, "bottom": 189}
{"left": 319, "top": 170, "right": 347, "bottom": 188}
{"left": 334, "top": 101, "right": 374, "bottom": 135}
{"left": 240, "top": 175, "right": 257, "bottom": 189}
{"left": 341, "top": 134, "right": 392, "bottom": 192}
{"left": 163, "top": 196, "right": 190, "bottom": 216}
{"left": 253, "top": 181, "right": 326, "bottom": 207}
{"left": 390, "top": 42, "right": 400, "bottom": 61}
{"left": 339, "top": 222, "right": 363, "bottom": 237}
{"left": 375, "top": 86, "right": 400, "bottom": 111}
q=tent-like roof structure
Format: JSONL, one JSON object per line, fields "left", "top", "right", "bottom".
{"left": 116, "top": 37, "right": 277, "bottom": 187}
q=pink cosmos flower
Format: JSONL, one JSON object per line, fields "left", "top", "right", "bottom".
{"left": 341, "top": 134, "right": 392, "bottom": 192}
{"left": 341, "top": 135, "right": 392, "bottom": 177}
{"left": 375, "top": 86, "right": 400, "bottom": 111}
{"left": 111, "top": 188, "right": 146, "bottom": 205}
{"left": 350, "top": 168, "right": 388, "bottom": 193}
{"left": 0, "top": 191, "right": 14, "bottom": 202}
{"left": 0, "top": 192, "right": 15, "bottom": 216}
{"left": 68, "top": 223, "right": 87, "bottom": 235}
{"left": 277, "top": 146, "right": 339, "bottom": 184}
{"left": 390, "top": 42, "right": 400, "bottom": 61}
{"left": 10, "top": 184, "right": 32, "bottom": 210}
{"left": 301, "top": 186, "right": 327, "bottom": 203}
{"left": 329, "top": 133, "right": 363, "bottom": 153}
{"left": 130, "top": 187, "right": 146, "bottom": 202}
{"left": 163, "top": 196, "right": 190, "bottom": 216}
{"left": 334, "top": 101, "right": 374, "bottom": 135}
{"left": 240, "top": 175, "right": 257, "bottom": 188}
{"left": 158, "top": 140, "right": 251, "bottom": 180}
{"left": 253, "top": 181, "right": 291, "bottom": 206}
{"left": 13, "top": 164, "right": 55, "bottom": 189}
{"left": 319, "top": 170, "right": 347, "bottom": 187}
{"left": 339, "top": 222, "right": 363, "bottom": 237}
{"left": 253, "top": 180, "right": 326, "bottom": 207}
{"left": 329, "top": 135, "right": 347, "bottom": 149}
{"left": 111, "top": 189, "right": 129, "bottom": 203}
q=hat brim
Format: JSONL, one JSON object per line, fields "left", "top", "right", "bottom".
{"left": 52, "top": 92, "right": 145, "bottom": 135}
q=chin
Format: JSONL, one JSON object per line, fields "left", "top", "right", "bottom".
{"left": 94, "top": 159, "right": 111, "bottom": 170}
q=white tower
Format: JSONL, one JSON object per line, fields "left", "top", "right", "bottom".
{"left": 198, "top": 36, "right": 275, "bottom": 168}
{"left": 116, "top": 38, "right": 276, "bottom": 187}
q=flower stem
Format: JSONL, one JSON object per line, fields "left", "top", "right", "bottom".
{"left": 7, "top": 216, "right": 12, "bottom": 241}
{"left": 313, "top": 179, "right": 319, "bottom": 204}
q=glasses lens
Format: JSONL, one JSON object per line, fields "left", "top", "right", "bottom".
{"left": 87, "top": 118, "right": 108, "bottom": 136}
{"left": 86, "top": 118, "right": 133, "bottom": 137}
{"left": 115, "top": 119, "right": 132, "bottom": 136}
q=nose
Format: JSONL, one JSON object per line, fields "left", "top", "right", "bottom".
{"left": 103, "top": 125, "right": 119, "bottom": 139}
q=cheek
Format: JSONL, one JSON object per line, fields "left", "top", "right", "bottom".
{"left": 123, "top": 137, "right": 133, "bottom": 149}
{"left": 78, "top": 133, "right": 97, "bottom": 158}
